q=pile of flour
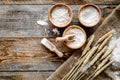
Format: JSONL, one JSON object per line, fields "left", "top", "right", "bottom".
{"left": 113, "top": 71, "right": 120, "bottom": 80}
{"left": 108, "top": 36, "right": 120, "bottom": 63}
{"left": 108, "top": 34, "right": 120, "bottom": 80}
{"left": 51, "top": 6, "right": 70, "bottom": 26}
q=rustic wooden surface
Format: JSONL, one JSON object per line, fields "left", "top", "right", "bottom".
{"left": 0, "top": 0, "right": 119, "bottom": 80}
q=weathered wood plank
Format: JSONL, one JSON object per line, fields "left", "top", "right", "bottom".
{"left": 0, "top": 72, "right": 52, "bottom": 80}
{"left": 0, "top": 57, "right": 62, "bottom": 71}
{"left": 87, "top": 0, "right": 120, "bottom": 4}
{"left": 0, "top": 0, "right": 119, "bottom": 4}
{"left": 0, "top": 5, "right": 117, "bottom": 37}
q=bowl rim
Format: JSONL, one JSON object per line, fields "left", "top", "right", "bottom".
{"left": 62, "top": 25, "right": 87, "bottom": 49}
{"left": 48, "top": 3, "right": 73, "bottom": 28}
{"left": 78, "top": 3, "right": 102, "bottom": 27}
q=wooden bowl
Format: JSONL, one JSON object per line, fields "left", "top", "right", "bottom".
{"left": 78, "top": 3, "right": 102, "bottom": 27}
{"left": 62, "top": 25, "right": 87, "bottom": 49}
{"left": 48, "top": 3, "right": 73, "bottom": 28}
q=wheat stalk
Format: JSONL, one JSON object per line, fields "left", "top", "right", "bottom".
{"left": 96, "top": 29, "right": 115, "bottom": 44}
{"left": 76, "top": 46, "right": 107, "bottom": 79}
{"left": 97, "top": 34, "right": 112, "bottom": 52}
{"left": 89, "top": 61, "right": 112, "bottom": 80}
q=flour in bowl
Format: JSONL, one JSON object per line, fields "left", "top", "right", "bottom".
{"left": 79, "top": 6, "right": 99, "bottom": 26}
{"left": 65, "top": 28, "right": 86, "bottom": 49}
{"left": 51, "top": 6, "right": 70, "bottom": 26}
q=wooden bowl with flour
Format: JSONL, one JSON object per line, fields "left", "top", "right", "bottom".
{"left": 48, "top": 3, "right": 73, "bottom": 28}
{"left": 62, "top": 25, "right": 87, "bottom": 49}
{"left": 78, "top": 3, "right": 102, "bottom": 27}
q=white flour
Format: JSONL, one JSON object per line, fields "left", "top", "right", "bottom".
{"left": 51, "top": 6, "right": 70, "bottom": 26}
{"left": 52, "top": 28, "right": 60, "bottom": 35}
{"left": 113, "top": 71, "right": 120, "bottom": 80}
{"left": 108, "top": 32, "right": 120, "bottom": 80}
{"left": 79, "top": 6, "right": 99, "bottom": 26}
{"left": 80, "top": 63, "right": 90, "bottom": 73}
{"left": 65, "top": 28, "right": 85, "bottom": 49}
{"left": 112, "top": 39, "right": 120, "bottom": 63}
{"left": 37, "top": 20, "right": 48, "bottom": 26}
{"left": 109, "top": 37, "right": 120, "bottom": 63}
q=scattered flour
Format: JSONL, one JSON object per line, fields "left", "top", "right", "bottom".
{"left": 51, "top": 6, "right": 70, "bottom": 26}
{"left": 65, "top": 28, "right": 85, "bottom": 49}
{"left": 37, "top": 20, "right": 48, "bottom": 26}
{"left": 113, "top": 71, "right": 120, "bottom": 80}
{"left": 109, "top": 37, "right": 120, "bottom": 63}
{"left": 79, "top": 6, "right": 99, "bottom": 26}
{"left": 108, "top": 33, "right": 120, "bottom": 80}
{"left": 80, "top": 63, "right": 90, "bottom": 73}
{"left": 52, "top": 28, "right": 60, "bottom": 35}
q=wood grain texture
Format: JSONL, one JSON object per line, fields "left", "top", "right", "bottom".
{"left": 0, "top": 0, "right": 120, "bottom": 4}
{"left": 0, "top": 4, "right": 117, "bottom": 80}
{"left": 0, "top": 57, "right": 61, "bottom": 71}
{"left": 47, "top": 4, "right": 120, "bottom": 80}
{"left": 0, "top": 72, "right": 52, "bottom": 80}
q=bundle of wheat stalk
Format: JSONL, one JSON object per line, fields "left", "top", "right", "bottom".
{"left": 62, "top": 30, "right": 116, "bottom": 80}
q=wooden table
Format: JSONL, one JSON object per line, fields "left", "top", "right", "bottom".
{"left": 0, "top": 0, "right": 119, "bottom": 80}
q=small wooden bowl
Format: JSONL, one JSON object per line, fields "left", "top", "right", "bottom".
{"left": 48, "top": 3, "right": 73, "bottom": 28}
{"left": 78, "top": 3, "right": 102, "bottom": 27}
{"left": 62, "top": 25, "right": 87, "bottom": 49}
